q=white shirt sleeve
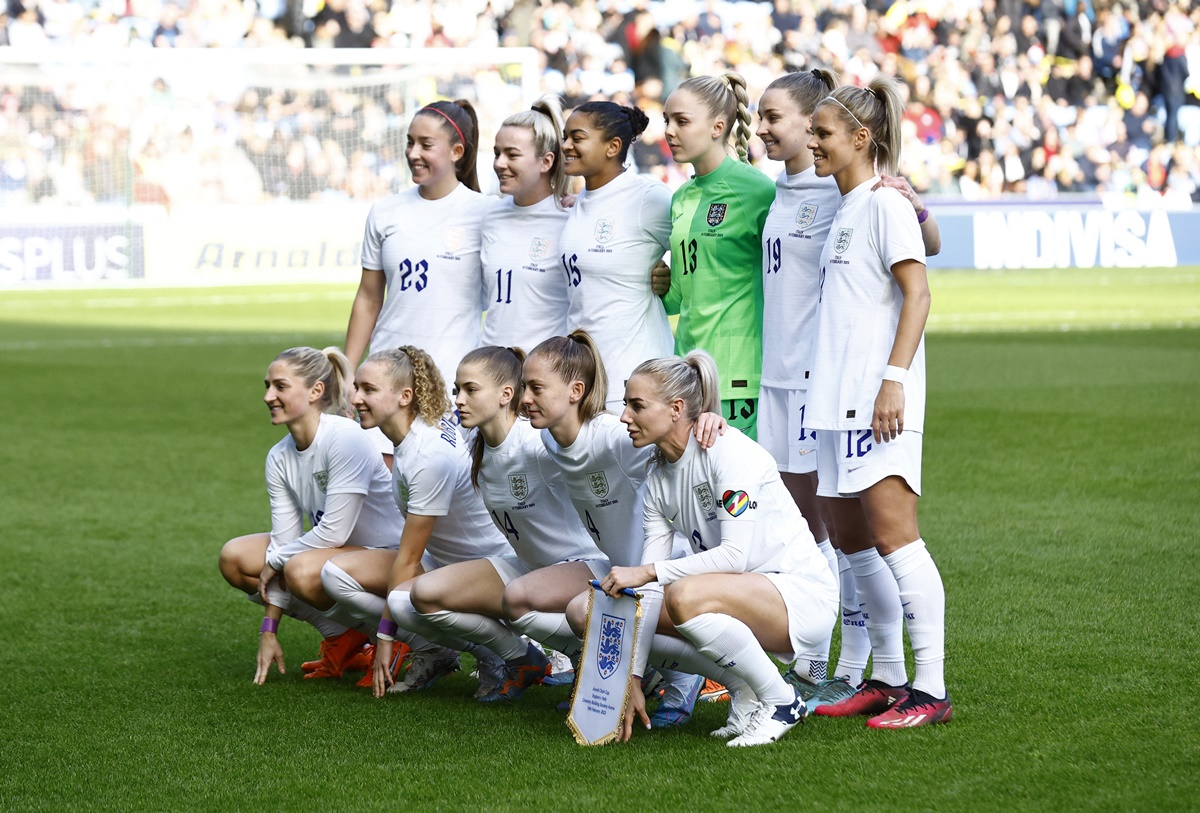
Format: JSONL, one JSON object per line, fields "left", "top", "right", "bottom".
{"left": 265, "top": 452, "right": 303, "bottom": 563}
{"left": 874, "top": 189, "right": 925, "bottom": 271}
{"left": 404, "top": 450, "right": 457, "bottom": 517}
{"left": 266, "top": 490, "right": 367, "bottom": 572}
{"left": 638, "top": 179, "right": 672, "bottom": 253}
{"left": 323, "top": 427, "right": 375, "bottom": 496}
{"left": 360, "top": 202, "right": 384, "bottom": 271}
{"left": 652, "top": 519, "right": 754, "bottom": 584}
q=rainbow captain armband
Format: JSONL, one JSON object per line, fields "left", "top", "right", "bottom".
{"left": 260, "top": 617, "right": 279, "bottom": 634}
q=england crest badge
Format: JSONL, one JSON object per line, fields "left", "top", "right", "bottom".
{"left": 594, "top": 218, "right": 616, "bottom": 244}
{"left": 707, "top": 203, "right": 727, "bottom": 227}
{"left": 693, "top": 483, "right": 714, "bottom": 513}
{"left": 597, "top": 613, "right": 624, "bottom": 679}
{"left": 313, "top": 470, "right": 329, "bottom": 493}
{"left": 587, "top": 471, "right": 609, "bottom": 498}
{"left": 795, "top": 203, "right": 818, "bottom": 229}
{"left": 834, "top": 227, "right": 853, "bottom": 255}
{"left": 442, "top": 226, "right": 465, "bottom": 252}
{"left": 508, "top": 474, "right": 529, "bottom": 502}
{"left": 529, "top": 237, "right": 549, "bottom": 261}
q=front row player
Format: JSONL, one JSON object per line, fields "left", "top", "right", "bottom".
{"left": 218, "top": 347, "right": 403, "bottom": 684}
{"left": 597, "top": 351, "right": 839, "bottom": 747}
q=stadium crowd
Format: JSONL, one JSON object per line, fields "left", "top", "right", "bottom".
{"left": 2, "top": 0, "right": 1200, "bottom": 207}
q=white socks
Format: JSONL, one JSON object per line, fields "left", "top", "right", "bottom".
{"left": 883, "top": 539, "right": 946, "bottom": 698}
{"left": 846, "top": 548, "right": 907, "bottom": 688}
{"left": 675, "top": 613, "right": 791, "bottom": 706}
{"left": 648, "top": 633, "right": 749, "bottom": 693}
{"left": 509, "top": 610, "right": 582, "bottom": 663}
{"left": 793, "top": 538, "right": 840, "bottom": 683}
{"left": 420, "top": 608, "right": 528, "bottom": 662}
{"left": 387, "top": 590, "right": 476, "bottom": 654}
{"left": 833, "top": 549, "right": 871, "bottom": 686}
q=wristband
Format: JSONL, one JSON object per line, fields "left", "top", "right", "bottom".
{"left": 260, "top": 617, "right": 279, "bottom": 634}
{"left": 917, "top": 207, "right": 930, "bottom": 224}
{"left": 378, "top": 618, "right": 398, "bottom": 639}
{"left": 883, "top": 365, "right": 908, "bottom": 383}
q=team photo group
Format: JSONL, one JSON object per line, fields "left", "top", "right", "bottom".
{"left": 217, "top": 63, "right": 952, "bottom": 748}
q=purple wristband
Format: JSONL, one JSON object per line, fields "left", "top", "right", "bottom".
{"left": 260, "top": 617, "right": 279, "bottom": 634}
{"left": 917, "top": 207, "right": 930, "bottom": 224}
{"left": 378, "top": 618, "right": 398, "bottom": 638}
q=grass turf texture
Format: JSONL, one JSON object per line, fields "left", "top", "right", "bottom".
{"left": 1, "top": 272, "right": 1198, "bottom": 811}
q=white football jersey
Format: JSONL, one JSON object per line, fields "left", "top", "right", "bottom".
{"left": 538, "top": 412, "right": 652, "bottom": 568}
{"left": 807, "top": 177, "right": 927, "bottom": 433}
{"left": 479, "top": 195, "right": 571, "bottom": 352}
{"left": 392, "top": 414, "right": 511, "bottom": 564}
{"left": 476, "top": 419, "right": 601, "bottom": 568}
{"left": 360, "top": 184, "right": 490, "bottom": 382}
{"left": 559, "top": 170, "right": 675, "bottom": 404}
{"left": 265, "top": 413, "right": 403, "bottom": 570}
{"left": 761, "top": 167, "right": 842, "bottom": 390}
{"left": 644, "top": 430, "right": 835, "bottom": 593}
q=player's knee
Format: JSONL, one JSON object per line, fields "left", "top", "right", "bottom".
{"left": 218, "top": 536, "right": 253, "bottom": 589}
{"left": 409, "top": 576, "right": 443, "bottom": 614}
{"left": 501, "top": 581, "right": 533, "bottom": 619}
{"left": 565, "top": 594, "right": 588, "bottom": 636}
{"left": 663, "top": 580, "right": 712, "bottom": 625}
{"left": 283, "top": 554, "right": 322, "bottom": 602}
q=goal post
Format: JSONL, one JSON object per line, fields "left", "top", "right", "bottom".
{"left": 0, "top": 46, "right": 540, "bottom": 287}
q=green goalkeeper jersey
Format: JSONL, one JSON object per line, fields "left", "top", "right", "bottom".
{"left": 663, "top": 156, "right": 776, "bottom": 401}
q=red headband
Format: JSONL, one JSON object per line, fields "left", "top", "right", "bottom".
{"left": 422, "top": 106, "right": 466, "bottom": 146}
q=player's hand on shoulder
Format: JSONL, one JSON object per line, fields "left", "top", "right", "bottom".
{"left": 693, "top": 411, "right": 727, "bottom": 448}
{"left": 872, "top": 174, "right": 924, "bottom": 215}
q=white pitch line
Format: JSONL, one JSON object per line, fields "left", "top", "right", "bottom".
{"left": 0, "top": 290, "right": 352, "bottom": 311}
{"left": 0, "top": 332, "right": 337, "bottom": 352}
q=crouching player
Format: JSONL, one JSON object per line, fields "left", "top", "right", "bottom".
{"left": 596, "top": 352, "right": 838, "bottom": 746}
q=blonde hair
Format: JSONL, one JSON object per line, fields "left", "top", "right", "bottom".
{"left": 765, "top": 68, "right": 840, "bottom": 117}
{"left": 273, "top": 346, "right": 354, "bottom": 417}
{"left": 816, "top": 75, "right": 905, "bottom": 175}
{"left": 631, "top": 351, "right": 720, "bottom": 465}
{"left": 677, "top": 72, "right": 753, "bottom": 162}
{"left": 527, "top": 330, "right": 608, "bottom": 424}
{"left": 500, "top": 95, "right": 568, "bottom": 201}
{"left": 364, "top": 346, "right": 452, "bottom": 426}
{"left": 460, "top": 345, "right": 527, "bottom": 488}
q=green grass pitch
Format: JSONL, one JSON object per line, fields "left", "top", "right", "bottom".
{"left": 1, "top": 269, "right": 1198, "bottom": 811}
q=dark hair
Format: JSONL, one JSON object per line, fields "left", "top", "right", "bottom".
{"left": 527, "top": 330, "right": 608, "bottom": 423}
{"left": 415, "top": 99, "right": 481, "bottom": 192}
{"left": 460, "top": 345, "right": 527, "bottom": 488}
{"left": 572, "top": 101, "right": 649, "bottom": 164}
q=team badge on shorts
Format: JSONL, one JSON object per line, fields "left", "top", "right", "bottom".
{"left": 834, "top": 228, "right": 853, "bottom": 255}
{"left": 693, "top": 483, "right": 715, "bottom": 513}
{"left": 594, "top": 218, "right": 616, "bottom": 244}
{"left": 313, "top": 470, "right": 329, "bottom": 493}
{"left": 442, "top": 226, "right": 465, "bottom": 252}
{"left": 508, "top": 474, "right": 529, "bottom": 502}
{"left": 796, "top": 203, "right": 818, "bottom": 229}
{"left": 528, "top": 237, "right": 550, "bottom": 261}
{"left": 597, "top": 613, "right": 625, "bottom": 679}
{"left": 587, "top": 471, "right": 609, "bottom": 498}
{"left": 707, "top": 203, "right": 727, "bottom": 227}
{"left": 721, "top": 489, "right": 751, "bottom": 516}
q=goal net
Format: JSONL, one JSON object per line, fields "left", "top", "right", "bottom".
{"left": 0, "top": 47, "right": 539, "bottom": 287}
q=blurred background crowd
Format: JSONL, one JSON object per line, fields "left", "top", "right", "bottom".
{"left": 2, "top": 0, "right": 1200, "bottom": 209}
